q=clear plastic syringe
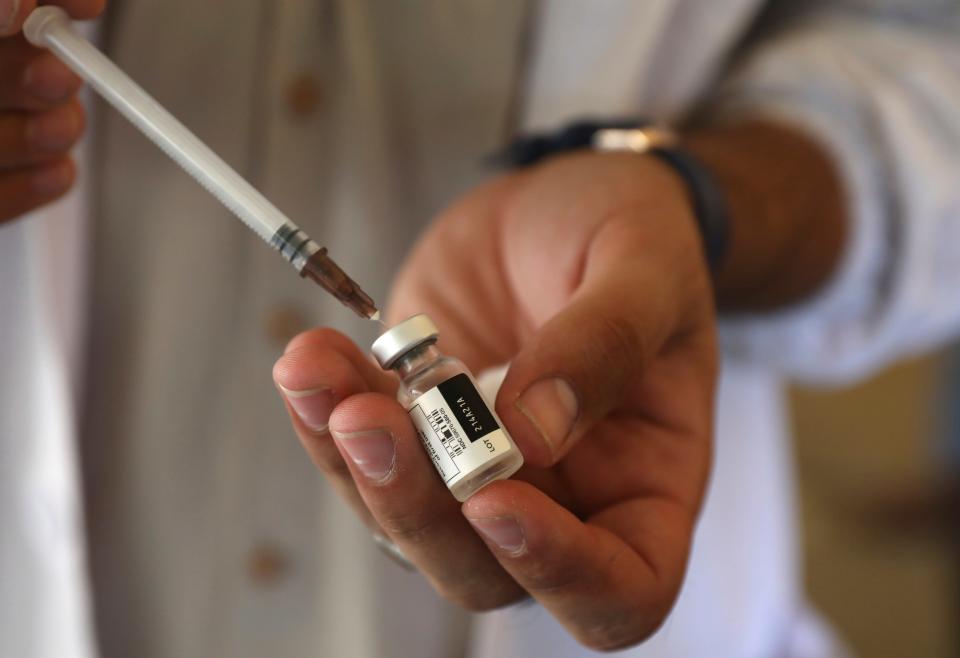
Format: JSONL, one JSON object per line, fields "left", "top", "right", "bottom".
{"left": 24, "top": 6, "right": 379, "bottom": 321}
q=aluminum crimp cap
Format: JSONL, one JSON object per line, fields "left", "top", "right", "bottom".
{"left": 371, "top": 314, "right": 439, "bottom": 369}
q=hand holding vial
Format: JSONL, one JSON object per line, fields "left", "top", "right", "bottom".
{"left": 274, "top": 152, "right": 718, "bottom": 650}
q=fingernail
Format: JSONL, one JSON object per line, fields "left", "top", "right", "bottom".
{"left": 0, "top": 0, "right": 19, "bottom": 34}
{"left": 280, "top": 386, "right": 335, "bottom": 432}
{"left": 23, "top": 56, "right": 79, "bottom": 102}
{"left": 515, "top": 377, "right": 579, "bottom": 456}
{"left": 31, "top": 162, "right": 72, "bottom": 195}
{"left": 28, "top": 110, "right": 80, "bottom": 153}
{"left": 332, "top": 429, "right": 396, "bottom": 483}
{"left": 468, "top": 516, "right": 526, "bottom": 556}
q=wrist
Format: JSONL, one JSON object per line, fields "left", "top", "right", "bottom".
{"left": 498, "top": 121, "right": 731, "bottom": 275}
{"left": 496, "top": 117, "right": 847, "bottom": 314}
{"left": 683, "top": 119, "right": 847, "bottom": 312}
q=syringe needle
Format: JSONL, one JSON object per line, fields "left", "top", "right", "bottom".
{"left": 269, "top": 225, "right": 380, "bottom": 320}
{"left": 24, "top": 6, "right": 380, "bottom": 321}
{"left": 301, "top": 250, "right": 379, "bottom": 321}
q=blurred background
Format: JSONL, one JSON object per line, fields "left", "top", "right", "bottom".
{"left": 793, "top": 350, "right": 960, "bottom": 657}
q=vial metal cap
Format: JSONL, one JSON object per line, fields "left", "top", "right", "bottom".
{"left": 371, "top": 314, "right": 439, "bottom": 369}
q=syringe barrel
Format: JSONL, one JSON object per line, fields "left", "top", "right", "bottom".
{"left": 23, "top": 6, "right": 297, "bottom": 249}
{"left": 23, "top": 7, "right": 380, "bottom": 319}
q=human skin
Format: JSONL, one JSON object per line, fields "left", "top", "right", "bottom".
{"left": 0, "top": 0, "right": 103, "bottom": 222}
{"left": 0, "top": 2, "right": 846, "bottom": 647}
{"left": 273, "top": 121, "right": 845, "bottom": 650}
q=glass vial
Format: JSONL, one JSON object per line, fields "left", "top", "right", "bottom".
{"left": 371, "top": 314, "right": 524, "bottom": 502}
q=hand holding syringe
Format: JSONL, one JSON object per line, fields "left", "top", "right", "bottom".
{"left": 24, "top": 6, "right": 379, "bottom": 320}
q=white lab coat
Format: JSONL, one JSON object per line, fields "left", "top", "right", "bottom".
{"left": 4, "top": 1, "right": 960, "bottom": 657}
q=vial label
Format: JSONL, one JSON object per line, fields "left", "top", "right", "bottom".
{"left": 407, "top": 374, "right": 512, "bottom": 487}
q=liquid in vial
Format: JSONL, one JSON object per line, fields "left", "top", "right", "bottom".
{"left": 371, "top": 315, "right": 524, "bottom": 501}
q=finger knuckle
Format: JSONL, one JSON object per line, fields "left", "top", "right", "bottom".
{"left": 520, "top": 559, "right": 582, "bottom": 594}
{"left": 380, "top": 510, "right": 436, "bottom": 546}
{"left": 434, "top": 569, "right": 524, "bottom": 611}
{"left": 590, "top": 314, "right": 643, "bottom": 370}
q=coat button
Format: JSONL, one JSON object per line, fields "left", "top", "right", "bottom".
{"left": 285, "top": 73, "right": 324, "bottom": 118}
{"left": 247, "top": 545, "right": 290, "bottom": 587}
{"left": 264, "top": 304, "right": 310, "bottom": 348}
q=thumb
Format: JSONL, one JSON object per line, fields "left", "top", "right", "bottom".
{"left": 496, "top": 263, "right": 686, "bottom": 468}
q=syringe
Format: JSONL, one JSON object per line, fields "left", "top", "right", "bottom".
{"left": 24, "top": 7, "right": 379, "bottom": 321}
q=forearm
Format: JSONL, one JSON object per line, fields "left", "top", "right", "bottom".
{"left": 684, "top": 119, "right": 847, "bottom": 312}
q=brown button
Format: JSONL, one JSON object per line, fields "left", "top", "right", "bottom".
{"left": 285, "top": 73, "right": 324, "bottom": 118}
{"left": 247, "top": 545, "right": 290, "bottom": 587}
{"left": 264, "top": 304, "right": 310, "bottom": 348}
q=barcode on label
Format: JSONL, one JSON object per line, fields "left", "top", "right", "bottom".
{"left": 408, "top": 379, "right": 515, "bottom": 490}
{"left": 429, "top": 409, "right": 464, "bottom": 458}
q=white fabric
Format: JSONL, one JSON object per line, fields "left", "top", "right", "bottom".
{"left": 2, "top": 1, "right": 959, "bottom": 657}
{"left": 717, "top": 5, "right": 960, "bottom": 383}
{"left": 0, "top": 174, "right": 93, "bottom": 657}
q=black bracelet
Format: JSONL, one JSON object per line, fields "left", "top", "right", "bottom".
{"left": 494, "top": 119, "right": 730, "bottom": 272}
{"left": 649, "top": 146, "right": 730, "bottom": 272}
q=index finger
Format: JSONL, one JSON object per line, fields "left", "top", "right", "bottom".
{"left": 283, "top": 327, "right": 396, "bottom": 395}
{"left": 1, "top": 0, "right": 106, "bottom": 37}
